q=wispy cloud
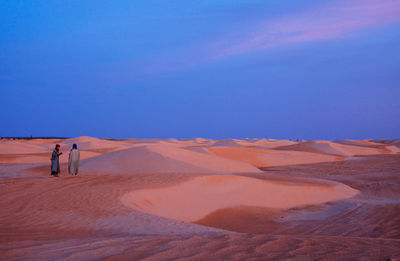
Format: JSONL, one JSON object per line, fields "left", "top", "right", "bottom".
{"left": 141, "top": 0, "right": 400, "bottom": 74}
{"left": 212, "top": 0, "right": 400, "bottom": 58}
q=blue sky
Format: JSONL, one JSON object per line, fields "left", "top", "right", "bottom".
{"left": 1, "top": 0, "right": 399, "bottom": 139}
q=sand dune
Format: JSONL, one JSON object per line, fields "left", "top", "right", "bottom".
{"left": 370, "top": 138, "right": 400, "bottom": 146}
{"left": 210, "top": 138, "right": 299, "bottom": 149}
{"left": 276, "top": 140, "right": 389, "bottom": 157}
{"left": 81, "top": 144, "right": 261, "bottom": 174}
{"left": 186, "top": 137, "right": 215, "bottom": 145}
{"left": 239, "top": 138, "right": 299, "bottom": 148}
{"left": 386, "top": 145, "right": 400, "bottom": 153}
{"left": 206, "top": 146, "right": 342, "bottom": 167}
{"left": 61, "top": 136, "right": 129, "bottom": 151}
{"left": 122, "top": 175, "right": 358, "bottom": 222}
{"left": 211, "top": 139, "right": 243, "bottom": 147}
{"left": 0, "top": 140, "right": 51, "bottom": 154}
{"left": 1, "top": 137, "right": 400, "bottom": 260}
{"left": 333, "top": 139, "right": 383, "bottom": 147}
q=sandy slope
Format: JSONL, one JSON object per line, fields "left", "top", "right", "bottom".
{"left": 122, "top": 175, "right": 358, "bottom": 222}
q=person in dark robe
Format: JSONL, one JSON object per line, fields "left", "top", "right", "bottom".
{"left": 51, "top": 144, "right": 63, "bottom": 177}
{"left": 68, "top": 144, "right": 80, "bottom": 175}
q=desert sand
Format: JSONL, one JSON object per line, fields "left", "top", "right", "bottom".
{"left": 122, "top": 175, "right": 358, "bottom": 222}
{"left": 0, "top": 137, "right": 399, "bottom": 260}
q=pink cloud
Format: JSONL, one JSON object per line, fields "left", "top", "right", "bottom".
{"left": 141, "top": 0, "right": 400, "bottom": 74}
{"left": 215, "top": 0, "right": 400, "bottom": 57}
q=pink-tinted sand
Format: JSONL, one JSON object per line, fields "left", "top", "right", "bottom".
{"left": 0, "top": 137, "right": 399, "bottom": 260}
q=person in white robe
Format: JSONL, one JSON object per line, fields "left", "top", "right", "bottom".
{"left": 68, "top": 144, "right": 80, "bottom": 175}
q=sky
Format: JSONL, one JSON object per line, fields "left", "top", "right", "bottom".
{"left": 1, "top": 0, "right": 399, "bottom": 139}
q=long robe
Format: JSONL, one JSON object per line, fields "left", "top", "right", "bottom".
{"left": 50, "top": 149, "right": 60, "bottom": 174}
{"left": 68, "top": 149, "right": 80, "bottom": 175}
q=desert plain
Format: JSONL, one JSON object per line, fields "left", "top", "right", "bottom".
{"left": 0, "top": 136, "right": 399, "bottom": 260}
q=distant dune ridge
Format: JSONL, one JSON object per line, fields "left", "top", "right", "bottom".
{"left": 276, "top": 140, "right": 390, "bottom": 157}
{"left": 80, "top": 143, "right": 262, "bottom": 174}
{"left": 60, "top": 136, "right": 130, "bottom": 151}
{"left": 0, "top": 136, "right": 398, "bottom": 166}
{"left": 0, "top": 140, "right": 51, "bottom": 154}
{"left": 0, "top": 136, "right": 399, "bottom": 260}
{"left": 206, "top": 146, "right": 343, "bottom": 168}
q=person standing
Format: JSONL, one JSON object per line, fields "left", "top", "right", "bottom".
{"left": 51, "top": 144, "right": 62, "bottom": 177}
{"left": 68, "top": 144, "right": 80, "bottom": 175}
